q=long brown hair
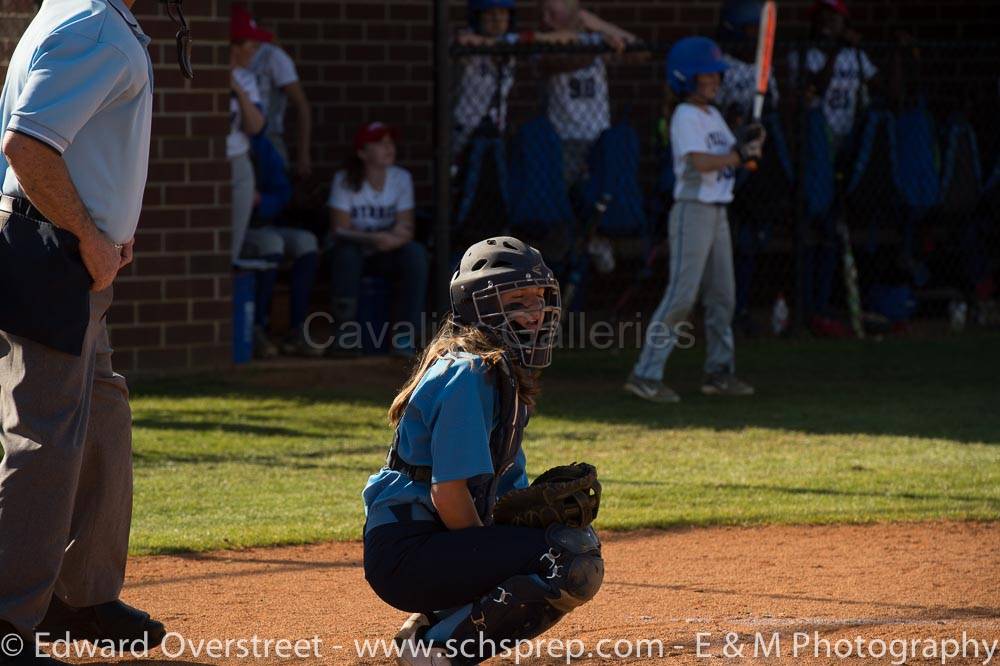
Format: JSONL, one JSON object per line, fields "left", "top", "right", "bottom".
{"left": 388, "top": 317, "right": 539, "bottom": 427}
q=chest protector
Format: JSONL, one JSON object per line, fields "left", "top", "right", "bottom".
{"left": 385, "top": 353, "right": 527, "bottom": 525}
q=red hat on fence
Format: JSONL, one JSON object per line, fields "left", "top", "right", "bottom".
{"left": 354, "top": 122, "right": 400, "bottom": 151}
{"left": 231, "top": 6, "right": 274, "bottom": 43}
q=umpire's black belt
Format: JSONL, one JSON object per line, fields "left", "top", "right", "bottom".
{"left": 0, "top": 195, "right": 92, "bottom": 355}
{"left": 0, "top": 194, "right": 47, "bottom": 220}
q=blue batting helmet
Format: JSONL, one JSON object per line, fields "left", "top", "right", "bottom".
{"left": 718, "top": 0, "right": 762, "bottom": 42}
{"left": 665, "top": 36, "right": 729, "bottom": 95}
{"left": 468, "top": 0, "right": 517, "bottom": 33}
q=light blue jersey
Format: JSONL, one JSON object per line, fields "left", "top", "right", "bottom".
{"left": 0, "top": 0, "right": 153, "bottom": 243}
{"left": 363, "top": 352, "right": 529, "bottom": 535}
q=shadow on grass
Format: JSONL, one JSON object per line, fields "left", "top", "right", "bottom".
{"left": 133, "top": 447, "right": 378, "bottom": 472}
{"left": 131, "top": 334, "right": 1000, "bottom": 446}
{"left": 603, "top": 477, "right": 998, "bottom": 506}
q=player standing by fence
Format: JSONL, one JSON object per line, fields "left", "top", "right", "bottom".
{"left": 537, "top": 0, "right": 637, "bottom": 184}
{"left": 625, "top": 37, "right": 763, "bottom": 403}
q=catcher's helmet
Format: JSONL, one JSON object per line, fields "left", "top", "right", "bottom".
{"left": 665, "top": 36, "right": 729, "bottom": 95}
{"left": 468, "top": 0, "right": 517, "bottom": 34}
{"left": 450, "top": 237, "right": 561, "bottom": 369}
{"left": 718, "top": 0, "right": 762, "bottom": 43}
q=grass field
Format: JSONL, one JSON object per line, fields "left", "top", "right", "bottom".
{"left": 129, "top": 333, "right": 1000, "bottom": 555}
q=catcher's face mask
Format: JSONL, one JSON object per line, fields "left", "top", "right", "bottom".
{"left": 160, "top": 0, "right": 193, "bottom": 79}
{"left": 472, "top": 278, "right": 561, "bottom": 369}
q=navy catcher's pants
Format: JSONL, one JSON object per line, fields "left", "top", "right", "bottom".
{"left": 364, "top": 520, "right": 550, "bottom": 615}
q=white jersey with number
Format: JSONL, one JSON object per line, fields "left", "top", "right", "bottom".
{"left": 671, "top": 102, "right": 737, "bottom": 204}
{"left": 327, "top": 166, "right": 415, "bottom": 232}
{"left": 547, "top": 55, "right": 610, "bottom": 141}
{"left": 788, "top": 46, "right": 877, "bottom": 137}
{"left": 454, "top": 55, "right": 515, "bottom": 148}
{"left": 718, "top": 53, "right": 779, "bottom": 121}
{"left": 227, "top": 67, "right": 261, "bottom": 159}
{"left": 250, "top": 43, "right": 299, "bottom": 137}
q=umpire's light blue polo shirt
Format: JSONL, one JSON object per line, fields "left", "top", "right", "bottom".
{"left": 0, "top": 0, "right": 153, "bottom": 243}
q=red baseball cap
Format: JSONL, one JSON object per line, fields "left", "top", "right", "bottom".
{"left": 354, "top": 122, "right": 400, "bottom": 151}
{"left": 809, "top": 0, "right": 850, "bottom": 18}
{"left": 231, "top": 6, "right": 274, "bottom": 43}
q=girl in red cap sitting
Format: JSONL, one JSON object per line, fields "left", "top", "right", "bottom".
{"left": 326, "top": 123, "right": 428, "bottom": 359}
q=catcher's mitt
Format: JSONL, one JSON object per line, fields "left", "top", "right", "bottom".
{"left": 493, "top": 462, "right": 601, "bottom": 529}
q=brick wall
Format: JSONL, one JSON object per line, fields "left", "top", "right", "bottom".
{"left": 112, "top": 0, "right": 233, "bottom": 373}
{"left": 2, "top": 0, "right": 996, "bottom": 372}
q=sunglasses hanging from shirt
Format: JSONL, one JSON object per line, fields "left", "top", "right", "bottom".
{"left": 160, "top": 0, "right": 193, "bottom": 79}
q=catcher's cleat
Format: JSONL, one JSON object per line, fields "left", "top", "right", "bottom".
{"left": 624, "top": 373, "right": 681, "bottom": 403}
{"left": 393, "top": 613, "right": 449, "bottom": 666}
{"left": 35, "top": 597, "right": 166, "bottom": 653}
{"left": 394, "top": 613, "right": 449, "bottom": 665}
{"left": 701, "top": 373, "right": 755, "bottom": 397}
{"left": 393, "top": 613, "right": 431, "bottom": 648}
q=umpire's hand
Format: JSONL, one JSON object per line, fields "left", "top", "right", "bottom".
{"left": 80, "top": 229, "right": 124, "bottom": 292}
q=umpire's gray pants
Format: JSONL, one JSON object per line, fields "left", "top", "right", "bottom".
{"left": 0, "top": 288, "right": 132, "bottom": 636}
{"left": 633, "top": 201, "right": 736, "bottom": 382}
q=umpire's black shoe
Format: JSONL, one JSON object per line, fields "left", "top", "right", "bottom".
{"left": 36, "top": 598, "right": 165, "bottom": 653}
{"left": 0, "top": 621, "right": 65, "bottom": 665}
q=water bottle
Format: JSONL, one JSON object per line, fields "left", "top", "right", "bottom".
{"left": 772, "top": 293, "right": 789, "bottom": 336}
{"left": 948, "top": 300, "right": 967, "bottom": 332}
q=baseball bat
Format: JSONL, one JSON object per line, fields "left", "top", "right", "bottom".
{"left": 836, "top": 191, "right": 865, "bottom": 339}
{"left": 745, "top": 1, "right": 776, "bottom": 171}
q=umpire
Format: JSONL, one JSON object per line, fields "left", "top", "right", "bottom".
{"left": 0, "top": 0, "right": 189, "bottom": 662}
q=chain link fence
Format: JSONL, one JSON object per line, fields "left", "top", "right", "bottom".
{"left": 446, "top": 38, "right": 1000, "bottom": 337}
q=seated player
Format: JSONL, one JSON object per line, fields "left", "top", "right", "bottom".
{"left": 327, "top": 122, "right": 427, "bottom": 358}
{"left": 362, "top": 237, "right": 604, "bottom": 665}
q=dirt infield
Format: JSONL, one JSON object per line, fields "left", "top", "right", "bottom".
{"left": 83, "top": 522, "right": 999, "bottom": 665}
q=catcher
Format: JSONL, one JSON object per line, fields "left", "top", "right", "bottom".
{"left": 362, "top": 237, "right": 603, "bottom": 665}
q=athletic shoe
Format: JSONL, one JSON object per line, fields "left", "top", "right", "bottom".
{"left": 624, "top": 373, "right": 680, "bottom": 403}
{"left": 393, "top": 613, "right": 449, "bottom": 665}
{"left": 252, "top": 326, "right": 278, "bottom": 359}
{"left": 701, "top": 373, "right": 755, "bottom": 396}
{"left": 393, "top": 613, "right": 430, "bottom": 648}
{"left": 279, "top": 328, "right": 324, "bottom": 358}
{"left": 35, "top": 598, "right": 166, "bottom": 653}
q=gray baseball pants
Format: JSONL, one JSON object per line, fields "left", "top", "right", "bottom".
{"left": 633, "top": 200, "right": 737, "bottom": 382}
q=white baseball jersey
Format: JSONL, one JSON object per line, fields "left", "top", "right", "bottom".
{"left": 454, "top": 55, "right": 515, "bottom": 148}
{"left": 227, "top": 67, "right": 261, "bottom": 159}
{"left": 718, "top": 53, "right": 779, "bottom": 121}
{"left": 788, "top": 46, "right": 877, "bottom": 137}
{"left": 547, "top": 55, "right": 610, "bottom": 141}
{"left": 327, "top": 166, "right": 415, "bottom": 232}
{"left": 671, "top": 102, "right": 737, "bottom": 204}
{"left": 250, "top": 43, "right": 299, "bottom": 137}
